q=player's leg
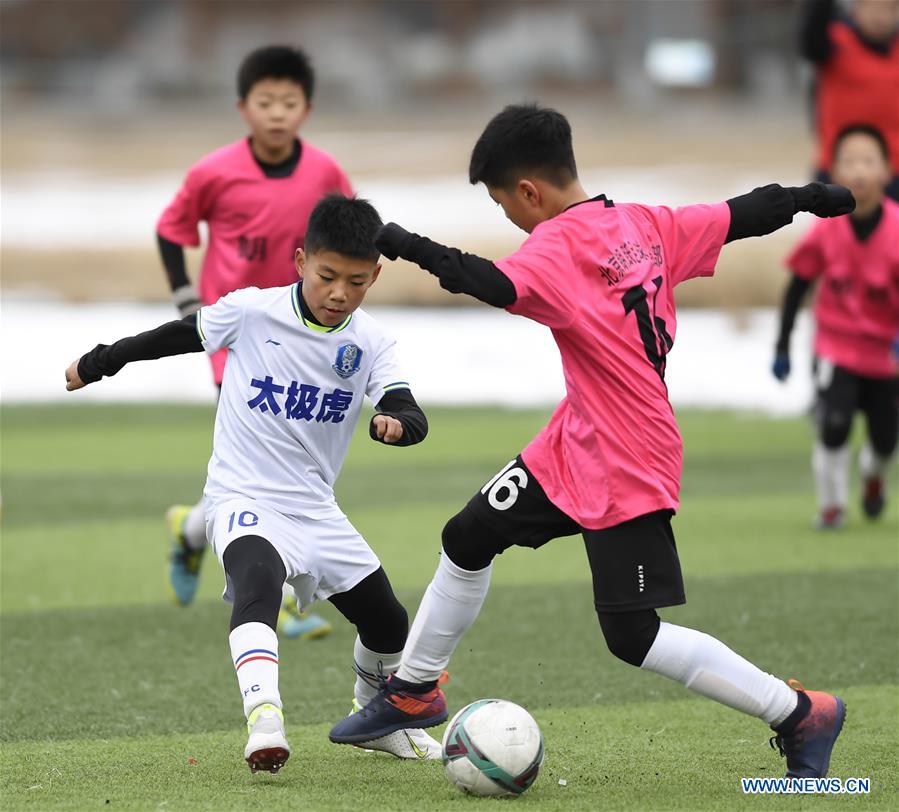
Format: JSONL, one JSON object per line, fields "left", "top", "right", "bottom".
{"left": 812, "top": 361, "right": 858, "bottom": 528}
{"left": 222, "top": 534, "right": 290, "bottom": 773}
{"left": 327, "top": 568, "right": 438, "bottom": 760}
{"left": 857, "top": 374, "right": 898, "bottom": 519}
{"left": 208, "top": 500, "right": 300, "bottom": 773}
{"left": 167, "top": 500, "right": 208, "bottom": 605}
{"left": 330, "top": 456, "right": 578, "bottom": 744}
{"left": 585, "top": 511, "right": 844, "bottom": 778}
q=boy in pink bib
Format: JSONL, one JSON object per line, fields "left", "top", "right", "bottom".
{"left": 774, "top": 124, "right": 899, "bottom": 528}
{"left": 331, "top": 104, "right": 855, "bottom": 782}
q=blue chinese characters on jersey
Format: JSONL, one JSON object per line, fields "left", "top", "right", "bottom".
{"left": 332, "top": 344, "right": 363, "bottom": 379}
{"left": 248, "top": 376, "right": 353, "bottom": 423}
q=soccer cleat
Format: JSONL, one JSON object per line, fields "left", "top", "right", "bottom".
{"left": 167, "top": 505, "right": 206, "bottom": 606}
{"left": 329, "top": 675, "right": 448, "bottom": 744}
{"left": 814, "top": 506, "right": 844, "bottom": 530}
{"left": 277, "top": 597, "right": 333, "bottom": 640}
{"left": 245, "top": 703, "right": 290, "bottom": 774}
{"left": 355, "top": 728, "right": 443, "bottom": 760}
{"left": 345, "top": 697, "right": 442, "bottom": 759}
{"left": 770, "top": 680, "right": 846, "bottom": 778}
{"left": 862, "top": 477, "right": 885, "bottom": 519}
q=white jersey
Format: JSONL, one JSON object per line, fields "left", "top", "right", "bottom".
{"left": 197, "top": 283, "right": 410, "bottom": 519}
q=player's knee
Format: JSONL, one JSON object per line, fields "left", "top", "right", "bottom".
{"left": 596, "top": 609, "right": 660, "bottom": 667}
{"left": 223, "top": 535, "right": 285, "bottom": 630}
{"left": 820, "top": 412, "right": 852, "bottom": 448}
{"left": 441, "top": 508, "right": 503, "bottom": 571}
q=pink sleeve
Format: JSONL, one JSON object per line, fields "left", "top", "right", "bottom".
{"left": 652, "top": 201, "right": 731, "bottom": 287}
{"left": 496, "top": 229, "right": 576, "bottom": 330}
{"left": 156, "top": 165, "right": 208, "bottom": 247}
{"left": 785, "top": 226, "right": 825, "bottom": 281}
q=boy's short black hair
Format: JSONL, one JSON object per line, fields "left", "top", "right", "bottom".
{"left": 305, "top": 195, "right": 383, "bottom": 261}
{"left": 469, "top": 103, "right": 578, "bottom": 190}
{"left": 833, "top": 123, "right": 890, "bottom": 162}
{"left": 237, "top": 46, "right": 315, "bottom": 101}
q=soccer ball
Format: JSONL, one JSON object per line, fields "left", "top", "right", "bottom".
{"left": 442, "top": 699, "right": 544, "bottom": 797}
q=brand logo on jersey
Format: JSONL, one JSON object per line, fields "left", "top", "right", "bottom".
{"left": 637, "top": 564, "right": 645, "bottom": 593}
{"left": 333, "top": 343, "right": 363, "bottom": 379}
{"left": 265, "top": 339, "right": 282, "bottom": 346}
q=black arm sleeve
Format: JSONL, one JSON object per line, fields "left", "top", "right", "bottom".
{"left": 399, "top": 235, "right": 517, "bottom": 308}
{"left": 157, "top": 233, "right": 191, "bottom": 292}
{"left": 77, "top": 314, "right": 204, "bottom": 384}
{"left": 369, "top": 388, "right": 429, "bottom": 447}
{"left": 799, "top": 0, "right": 835, "bottom": 63}
{"left": 725, "top": 182, "right": 852, "bottom": 243}
{"left": 775, "top": 275, "right": 813, "bottom": 353}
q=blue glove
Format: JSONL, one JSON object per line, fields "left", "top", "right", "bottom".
{"left": 772, "top": 351, "right": 791, "bottom": 381}
{"left": 892, "top": 334, "right": 899, "bottom": 363}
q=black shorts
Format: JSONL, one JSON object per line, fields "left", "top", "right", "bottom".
{"left": 466, "top": 456, "right": 686, "bottom": 613}
{"left": 814, "top": 358, "right": 899, "bottom": 454}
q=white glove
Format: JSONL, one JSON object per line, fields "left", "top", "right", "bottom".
{"left": 172, "top": 284, "right": 202, "bottom": 318}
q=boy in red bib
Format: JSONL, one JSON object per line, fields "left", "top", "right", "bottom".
{"left": 330, "top": 104, "right": 856, "bottom": 780}
{"left": 774, "top": 125, "right": 899, "bottom": 528}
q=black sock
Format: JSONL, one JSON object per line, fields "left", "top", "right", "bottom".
{"left": 773, "top": 690, "right": 811, "bottom": 733}
{"left": 389, "top": 674, "right": 437, "bottom": 694}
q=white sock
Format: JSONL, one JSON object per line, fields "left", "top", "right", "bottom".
{"left": 183, "top": 501, "right": 207, "bottom": 551}
{"left": 396, "top": 553, "right": 492, "bottom": 684}
{"left": 229, "top": 622, "right": 281, "bottom": 718}
{"left": 641, "top": 622, "right": 797, "bottom": 726}
{"left": 859, "top": 442, "right": 893, "bottom": 480}
{"left": 812, "top": 442, "right": 850, "bottom": 510}
{"left": 353, "top": 636, "right": 402, "bottom": 705}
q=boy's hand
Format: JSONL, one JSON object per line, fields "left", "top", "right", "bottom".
{"left": 771, "top": 351, "right": 791, "bottom": 382}
{"left": 65, "top": 359, "right": 86, "bottom": 391}
{"left": 801, "top": 182, "right": 856, "bottom": 218}
{"left": 375, "top": 223, "right": 413, "bottom": 261}
{"left": 372, "top": 414, "right": 404, "bottom": 444}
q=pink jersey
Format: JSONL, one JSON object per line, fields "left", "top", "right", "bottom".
{"left": 496, "top": 196, "right": 731, "bottom": 530}
{"left": 157, "top": 138, "right": 353, "bottom": 383}
{"left": 786, "top": 198, "right": 899, "bottom": 379}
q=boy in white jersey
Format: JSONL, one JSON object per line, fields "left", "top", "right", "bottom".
{"left": 64, "top": 195, "right": 442, "bottom": 772}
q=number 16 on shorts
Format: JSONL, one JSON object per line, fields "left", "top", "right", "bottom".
{"left": 481, "top": 460, "right": 529, "bottom": 511}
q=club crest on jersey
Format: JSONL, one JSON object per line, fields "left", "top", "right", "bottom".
{"left": 333, "top": 343, "right": 363, "bottom": 379}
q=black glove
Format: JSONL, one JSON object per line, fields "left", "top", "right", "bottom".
{"left": 375, "top": 223, "right": 414, "bottom": 261}
{"left": 792, "top": 182, "right": 855, "bottom": 218}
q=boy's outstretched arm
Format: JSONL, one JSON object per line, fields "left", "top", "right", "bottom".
{"left": 369, "top": 389, "right": 428, "bottom": 446}
{"left": 65, "top": 314, "right": 204, "bottom": 391}
{"left": 376, "top": 225, "right": 516, "bottom": 308}
{"left": 724, "top": 182, "right": 854, "bottom": 243}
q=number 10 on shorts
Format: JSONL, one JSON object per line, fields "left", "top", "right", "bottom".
{"left": 228, "top": 510, "right": 259, "bottom": 532}
{"left": 481, "top": 460, "right": 529, "bottom": 511}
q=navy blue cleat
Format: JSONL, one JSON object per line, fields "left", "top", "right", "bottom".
{"left": 329, "top": 675, "right": 448, "bottom": 745}
{"left": 770, "top": 680, "right": 846, "bottom": 778}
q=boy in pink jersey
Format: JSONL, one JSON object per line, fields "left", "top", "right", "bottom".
{"left": 330, "top": 104, "right": 856, "bottom": 781}
{"left": 773, "top": 125, "right": 899, "bottom": 528}
{"left": 157, "top": 46, "right": 351, "bottom": 637}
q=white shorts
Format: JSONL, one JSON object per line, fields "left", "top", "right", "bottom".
{"left": 206, "top": 497, "right": 381, "bottom": 610}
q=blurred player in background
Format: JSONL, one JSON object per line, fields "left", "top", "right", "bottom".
{"left": 773, "top": 124, "right": 899, "bottom": 529}
{"left": 66, "top": 195, "right": 443, "bottom": 770}
{"left": 330, "top": 104, "right": 856, "bottom": 780}
{"left": 800, "top": 0, "right": 899, "bottom": 199}
{"left": 156, "top": 45, "right": 352, "bottom": 639}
